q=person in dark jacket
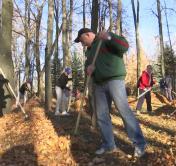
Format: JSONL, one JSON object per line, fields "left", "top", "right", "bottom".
{"left": 165, "top": 74, "right": 173, "bottom": 102}
{"left": 16, "top": 81, "right": 31, "bottom": 106}
{"left": 55, "top": 67, "right": 72, "bottom": 116}
{"left": 0, "top": 74, "right": 10, "bottom": 117}
{"left": 74, "top": 28, "right": 146, "bottom": 157}
{"left": 136, "top": 65, "right": 155, "bottom": 114}
{"left": 159, "top": 78, "right": 167, "bottom": 95}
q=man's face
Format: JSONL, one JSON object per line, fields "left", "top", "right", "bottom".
{"left": 79, "top": 33, "right": 92, "bottom": 47}
{"left": 147, "top": 66, "right": 152, "bottom": 74}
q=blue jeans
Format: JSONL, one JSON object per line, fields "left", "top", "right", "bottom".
{"left": 95, "top": 80, "right": 146, "bottom": 150}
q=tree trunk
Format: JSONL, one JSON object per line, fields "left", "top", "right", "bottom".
{"left": 65, "top": 0, "right": 73, "bottom": 67}
{"left": 107, "top": 0, "right": 113, "bottom": 32}
{"left": 157, "top": 0, "right": 165, "bottom": 77}
{"left": 34, "top": 1, "right": 45, "bottom": 98}
{"left": 163, "top": 0, "right": 175, "bottom": 89}
{"left": 83, "top": 0, "right": 86, "bottom": 27}
{"left": 99, "top": 2, "right": 106, "bottom": 31}
{"left": 91, "top": 0, "right": 99, "bottom": 33}
{"left": 45, "top": 0, "right": 54, "bottom": 111}
{"left": 116, "top": 0, "right": 122, "bottom": 35}
{"left": 0, "top": 0, "right": 2, "bottom": 29}
{"left": 0, "top": 0, "right": 14, "bottom": 114}
{"left": 24, "top": 0, "right": 31, "bottom": 80}
{"left": 131, "top": 0, "right": 141, "bottom": 82}
{"left": 62, "top": 0, "right": 70, "bottom": 67}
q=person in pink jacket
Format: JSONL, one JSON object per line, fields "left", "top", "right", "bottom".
{"left": 136, "top": 65, "right": 155, "bottom": 114}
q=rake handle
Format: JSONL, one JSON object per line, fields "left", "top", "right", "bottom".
{"left": 74, "top": 40, "right": 103, "bottom": 134}
{"left": 0, "top": 68, "right": 28, "bottom": 117}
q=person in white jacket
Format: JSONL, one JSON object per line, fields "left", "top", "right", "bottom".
{"left": 55, "top": 67, "right": 72, "bottom": 116}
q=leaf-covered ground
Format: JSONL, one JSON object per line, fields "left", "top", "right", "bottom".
{"left": 0, "top": 92, "right": 175, "bottom": 166}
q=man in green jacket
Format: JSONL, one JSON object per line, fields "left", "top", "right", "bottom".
{"left": 74, "top": 28, "right": 146, "bottom": 157}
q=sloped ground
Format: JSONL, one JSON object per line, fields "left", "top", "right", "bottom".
{"left": 0, "top": 93, "right": 176, "bottom": 166}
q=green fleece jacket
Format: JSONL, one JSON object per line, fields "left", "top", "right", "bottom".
{"left": 85, "top": 32, "right": 129, "bottom": 84}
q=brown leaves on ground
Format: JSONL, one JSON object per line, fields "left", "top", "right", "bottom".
{"left": 71, "top": 97, "right": 88, "bottom": 112}
{"left": 0, "top": 93, "right": 176, "bottom": 166}
{"left": 0, "top": 99, "right": 76, "bottom": 166}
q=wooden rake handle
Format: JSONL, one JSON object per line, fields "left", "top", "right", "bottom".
{"left": 0, "top": 68, "right": 28, "bottom": 118}
{"left": 74, "top": 40, "right": 103, "bottom": 134}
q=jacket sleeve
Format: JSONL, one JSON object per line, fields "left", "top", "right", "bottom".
{"left": 105, "top": 32, "right": 129, "bottom": 55}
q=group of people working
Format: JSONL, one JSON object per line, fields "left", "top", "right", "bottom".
{"left": 15, "top": 27, "right": 174, "bottom": 159}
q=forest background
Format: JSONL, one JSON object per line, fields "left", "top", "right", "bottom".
{"left": 0, "top": 0, "right": 176, "bottom": 111}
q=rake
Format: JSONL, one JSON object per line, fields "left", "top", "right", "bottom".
{"left": 0, "top": 68, "right": 29, "bottom": 119}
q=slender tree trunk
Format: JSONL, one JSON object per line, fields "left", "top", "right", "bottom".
{"left": 131, "top": 0, "right": 141, "bottom": 82}
{"left": 83, "top": 0, "right": 86, "bottom": 27}
{"left": 0, "top": 0, "right": 14, "bottom": 113}
{"left": 157, "top": 0, "right": 165, "bottom": 77}
{"left": 62, "top": 0, "right": 66, "bottom": 67}
{"left": 163, "top": 0, "right": 172, "bottom": 50}
{"left": 0, "top": 0, "right": 2, "bottom": 29}
{"left": 53, "top": 0, "right": 59, "bottom": 89}
{"left": 107, "top": 0, "right": 113, "bottom": 32}
{"left": 24, "top": 0, "right": 31, "bottom": 80}
{"left": 99, "top": 2, "right": 106, "bottom": 31}
{"left": 35, "top": 10, "right": 42, "bottom": 97}
{"left": 62, "top": 0, "right": 70, "bottom": 67}
{"left": 116, "top": 0, "right": 122, "bottom": 35}
{"left": 69, "top": 0, "right": 73, "bottom": 43}
{"left": 163, "top": 0, "right": 175, "bottom": 89}
{"left": 45, "top": 0, "right": 54, "bottom": 110}
{"left": 91, "top": 0, "right": 99, "bottom": 33}
{"left": 66, "top": 0, "right": 73, "bottom": 66}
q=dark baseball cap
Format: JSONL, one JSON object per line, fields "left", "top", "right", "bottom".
{"left": 74, "top": 28, "right": 93, "bottom": 43}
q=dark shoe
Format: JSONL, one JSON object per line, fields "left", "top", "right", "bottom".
{"left": 148, "top": 111, "right": 154, "bottom": 115}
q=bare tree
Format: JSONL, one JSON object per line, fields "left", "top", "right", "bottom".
{"left": 99, "top": 1, "right": 106, "bottom": 31}
{"left": 91, "top": 0, "right": 99, "bottom": 33}
{"left": 116, "top": 0, "right": 122, "bottom": 35}
{"left": 83, "top": 0, "right": 86, "bottom": 27}
{"left": 131, "top": 0, "right": 141, "bottom": 82}
{"left": 107, "top": 0, "right": 113, "bottom": 32}
{"left": 156, "top": 0, "right": 165, "bottom": 77}
{"left": 31, "top": 0, "right": 46, "bottom": 98}
{"left": 45, "top": 0, "right": 54, "bottom": 110}
{"left": 62, "top": 0, "right": 69, "bottom": 67}
{"left": 0, "top": 0, "right": 14, "bottom": 113}
{"left": 24, "top": 0, "right": 31, "bottom": 80}
{"left": 163, "top": 0, "right": 172, "bottom": 50}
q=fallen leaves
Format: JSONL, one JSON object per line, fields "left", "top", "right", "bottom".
{"left": 0, "top": 93, "right": 176, "bottom": 166}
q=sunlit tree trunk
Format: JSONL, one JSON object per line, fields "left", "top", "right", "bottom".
{"left": 45, "top": 0, "right": 54, "bottom": 110}
{"left": 107, "top": 0, "right": 113, "bottom": 32}
{"left": 0, "top": 0, "right": 14, "bottom": 113}
{"left": 131, "top": 0, "right": 141, "bottom": 82}
{"left": 99, "top": 2, "right": 106, "bottom": 31}
{"left": 66, "top": 0, "right": 73, "bottom": 66}
{"left": 24, "top": 0, "right": 31, "bottom": 80}
{"left": 34, "top": 1, "right": 45, "bottom": 98}
{"left": 156, "top": 0, "right": 165, "bottom": 77}
{"left": 116, "top": 0, "right": 122, "bottom": 35}
{"left": 62, "top": 0, "right": 70, "bottom": 67}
